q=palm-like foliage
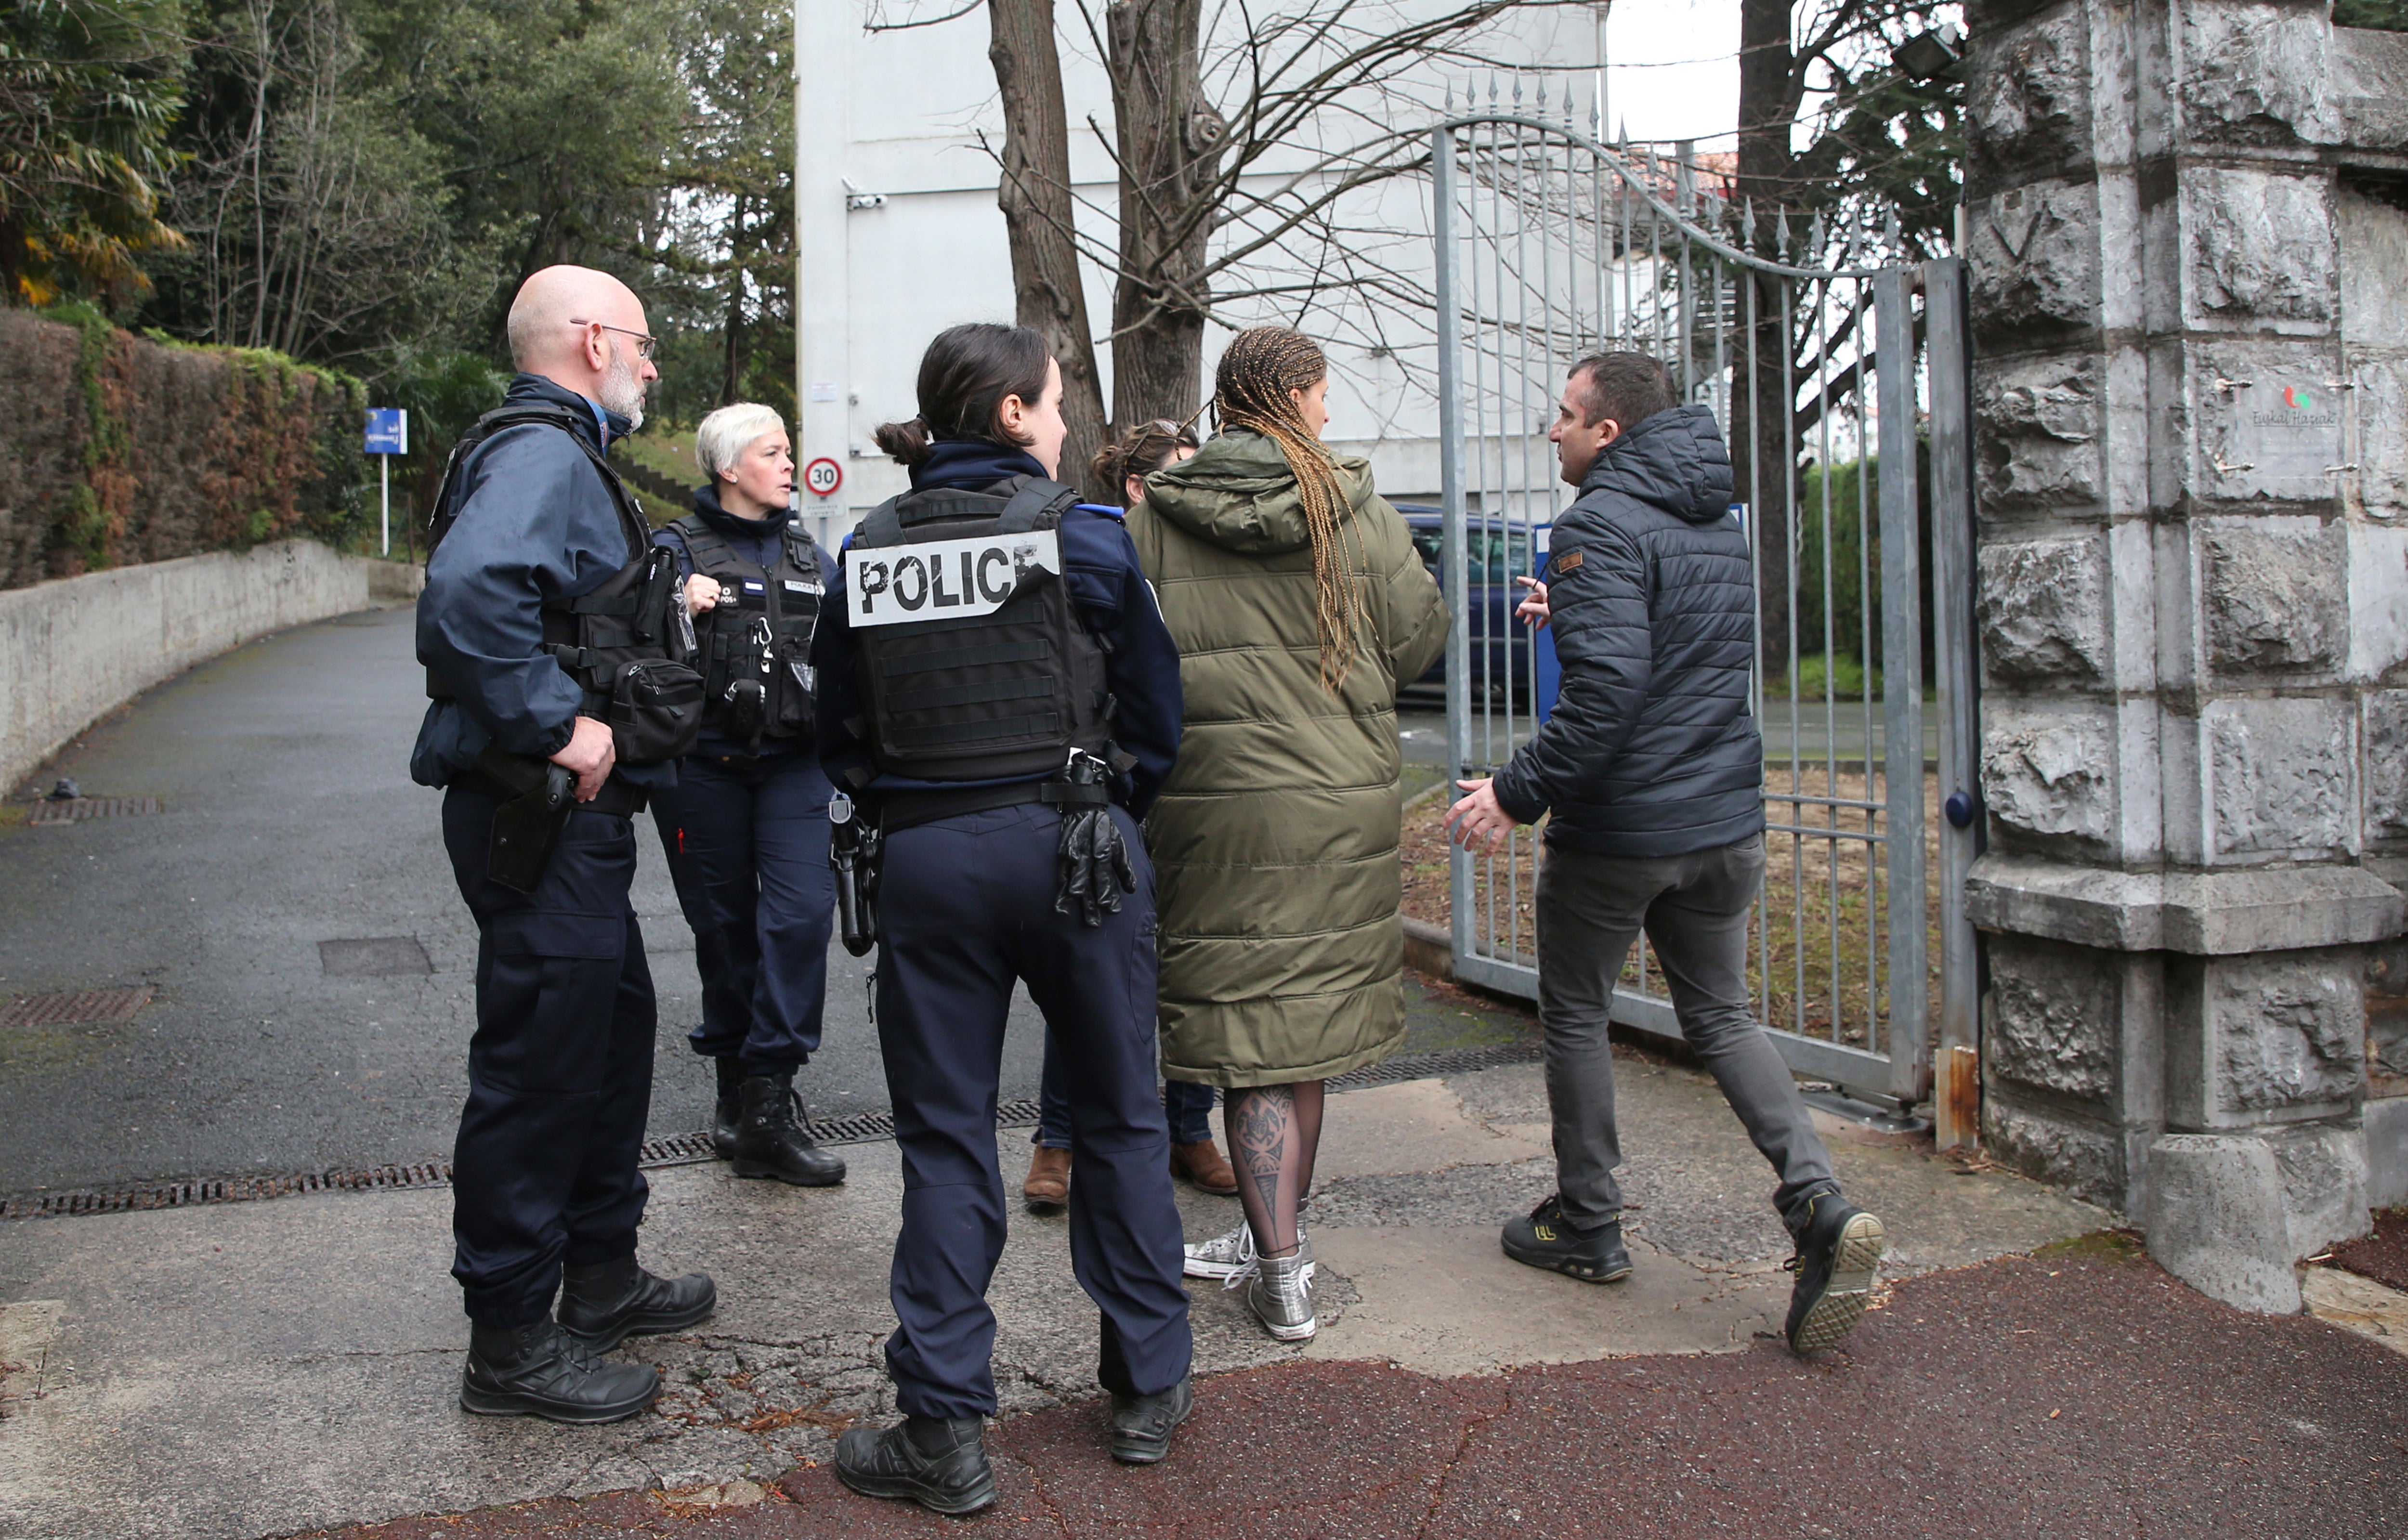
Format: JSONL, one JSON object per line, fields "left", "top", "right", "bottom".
{"left": 0, "top": 0, "right": 191, "bottom": 303}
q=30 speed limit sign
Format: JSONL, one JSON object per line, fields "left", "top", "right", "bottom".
{"left": 802, "top": 457, "right": 843, "bottom": 498}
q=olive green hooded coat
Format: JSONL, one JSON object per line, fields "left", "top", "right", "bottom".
{"left": 1128, "top": 430, "right": 1448, "bottom": 1087}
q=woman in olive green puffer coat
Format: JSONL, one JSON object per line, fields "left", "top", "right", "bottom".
{"left": 1125, "top": 326, "right": 1446, "bottom": 1342}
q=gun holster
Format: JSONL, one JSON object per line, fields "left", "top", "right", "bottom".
{"left": 829, "top": 791, "right": 884, "bottom": 957}
{"left": 476, "top": 744, "right": 575, "bottom": 894}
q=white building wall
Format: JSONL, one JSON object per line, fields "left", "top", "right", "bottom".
{"left": 791, "top": 1, "right": 1654, "bottom": 547}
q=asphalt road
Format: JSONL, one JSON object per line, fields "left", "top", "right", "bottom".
{"left": 0, "top": 610, "right": 1527, "bottom": 1197}
{"left": 0, "top": 606, "right": 1048, "bottom": 1194}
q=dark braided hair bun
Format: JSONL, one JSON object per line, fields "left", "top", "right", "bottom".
{"left": 872, "top": 322, "right": 1053, "bottom": 467}
{"left": 1090, "top": 418, "right": 1201, "bottom": 505}
{"left": 1213, "top": 326, "right": 1364, "bottom": 692}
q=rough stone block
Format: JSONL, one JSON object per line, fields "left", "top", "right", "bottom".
{"left": 2172, "top": 951, "right": 2366, "bottom": 1125}
{"left": 2200, "top": 519, "right": 2347, "bottom": 676}
{"left": 1967, "top": 10, "right": 2091, "bottom": 185}
{"left": 2335, "top": 27, "right": 2408, "bottom": 153}
{"left": 1968, "top": 855, "right": 2404, "bottom": 954}
{"left": 2177, "top": 1, "right": 2338, "bottom": 149}
{"left": 1983, "top": 1098, "right": 2125, "bottom": 1208}
{"left": 2368, "top": 1096, "right": 2408, "bottom": 1210}
{"left": 1970, "top": 180, "right": 2100, "bottom": 339}
{"left": 2185, "top": 169, "right": 2336, "bottom": 330}
{"left": 2144, "top": 1134, "right": 2303, "bottom": 1313}
{"left": 1979, "top": 536, "right": 2107, "bottom": 684}
{"left": 2364, "top": 694, "right": 2408, "bottom": 846}
{"left": 1981, "top": 701, "right": 2116, "bottom": 848}
{"left": 1975, "top": 355, "right": 2103, "bottom": 513}
{"left": 1986, "top": 934, "right": 2120, "bottom": 1098}
{"left": 2339, "top": 180, "right": 2408, "bottom": 350}
{"left": 2350, "top": 358, "right": 2408, "bottom": 522}
{"left": 2268, "top": 1121, "right": 2370, "bottom": 1257}
{"left": 2204, "top": 697, "right": 2353, "bottom": 856}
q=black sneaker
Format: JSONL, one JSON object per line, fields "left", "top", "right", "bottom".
{"left": 835, "top": 1415, "right": 996, "bottom": 1515}
{"left": 1784, "top": 1193, "right": 1885, "bottom": 1353}
{"left": 460, "top": 1319, "right": 660, "bottom": 1424}
{"left": 710, "top": 1057, "right": 743, "bottom": 1160}
{"left": 557, "top": 1254, "right": 717, "bottom": 1351}
{"left": 1106, "top": 1374, "right": 1193, "bottom": 1464}
{"left": 1501, "top": 1194, "right": 1633, "bottom": 1282}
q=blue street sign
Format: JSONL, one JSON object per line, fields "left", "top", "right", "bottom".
{"left": 365, "top": 408, "right": 408, "bottom": 456}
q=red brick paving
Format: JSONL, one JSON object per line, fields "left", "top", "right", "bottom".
{"left": 306, "top": 1244, "right": 2408, "bottom": 1540}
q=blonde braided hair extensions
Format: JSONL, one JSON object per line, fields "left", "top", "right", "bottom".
{"left": 1213, "top": 327, "right": 1364, "bottom": 692}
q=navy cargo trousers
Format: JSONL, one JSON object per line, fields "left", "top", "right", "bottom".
{"left": 872, "top": 801, "right": 1192, "bottom": 1419}
{"left": 649, "top": 747, "right": 836, "bottom": 1075}
{"left": 441, "top": 787, "right": 656, "bottom": 1328}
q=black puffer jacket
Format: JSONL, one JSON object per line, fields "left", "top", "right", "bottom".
{"left": 1491, "top": 404, "right": 1764, "bottom": 857}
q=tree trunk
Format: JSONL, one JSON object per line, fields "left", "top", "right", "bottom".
{"left": 722, "top": 195, "right": 748, "bottom": 406}
{"left": 1732, "top": 0, "right": 1800, "bottom": 674}
{"left": 1106, "top": 0, "right": 1213, "bottom": 434}
{"left": 987, "top": 0, "right": 1109, "bottom": 494}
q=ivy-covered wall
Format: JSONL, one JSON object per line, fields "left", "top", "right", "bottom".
{"left": 0, "top": 307, "right": 371, "bottom": 591}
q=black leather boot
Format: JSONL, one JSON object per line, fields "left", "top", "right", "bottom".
{"left": 732, "top": 1073, "right": 847, "bottom": 1186}
{"left": 460, "top": 1318, "right": 660, "bottom": 1424}
{"left": 711, "top": 1057, "right": 744, "bottom": 1159}
{"left": 835, "top": 1415, "right": 995, "bottom": 1514}
{"left": 557, "top": 1254, "right": 717, "bottom": 1351}
{"left": 1106, "top": 1374, "right": 1193, "bottom": 1464}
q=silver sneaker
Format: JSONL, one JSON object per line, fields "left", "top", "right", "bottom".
{"left": 1182, "top": 1221, "right": 1313, "bottom": 1282}
{"left": 1243, "top": 1251, "right": 1317, "bottom": 1342}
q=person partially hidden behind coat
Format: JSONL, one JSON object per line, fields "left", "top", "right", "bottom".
{"left": 1442, "top": 350, "right": 1885, "bottom": 1355}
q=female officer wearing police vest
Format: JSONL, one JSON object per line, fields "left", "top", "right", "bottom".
{"left": 648, "top": 403, "right": 845, "bottom": 1188}
{"left": 811, "top": 324, "right": 1193, "bottom": 1513}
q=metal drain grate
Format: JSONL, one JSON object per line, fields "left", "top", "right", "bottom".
{"left": 26, "top": 797, "right": 160, "bottom": 825}
{"left": 0, "top": 1161, "right": 453, "bottom": 1220}
{"left": 0, "top": 986, "right": 154, "bottom": 1028}
{"left": 0, "top": 1046, "right": 1535, "bottom": 1221}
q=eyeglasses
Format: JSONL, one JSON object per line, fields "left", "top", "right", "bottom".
{"left": 568, "top": 319, "right": 658, "bottom": 361}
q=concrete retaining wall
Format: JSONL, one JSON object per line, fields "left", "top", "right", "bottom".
{"left": 0, "top": 541, "right": 419, "bottom": 796}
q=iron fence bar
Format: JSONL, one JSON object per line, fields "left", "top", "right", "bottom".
{"left": 1780, "top": 266, "right": 1804, "bottom": 1042}
{"left": 1436, "top": 125, "right": 1476, "bottom": 974}
{"left": 1924, "top": 255, "right": 1982, "bottom": 1147}
{"left": 1818, "top": 281, "right": 1841, "bottom": 1051}
{"left": 1873, "top": 268, "right": 1932, "bottom": 1105}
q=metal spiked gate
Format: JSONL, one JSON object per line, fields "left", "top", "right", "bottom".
{"left": 1430, "top": 104, "right": 1979, "bottom": 1128}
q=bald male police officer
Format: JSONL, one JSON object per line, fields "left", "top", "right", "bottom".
{"left": 414, "top": 265, "right": 713, "bottom": 1423}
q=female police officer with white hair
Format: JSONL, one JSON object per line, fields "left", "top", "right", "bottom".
{"left": 647, "top": 403, "right": 846, "bottom": 1187}
{"left": 811, "top": 323, "right": 1193, "bottom": 1513}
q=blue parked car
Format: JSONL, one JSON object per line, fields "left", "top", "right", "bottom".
{"left": 1400, "top": 508, "right": 1554, "bottom": 705}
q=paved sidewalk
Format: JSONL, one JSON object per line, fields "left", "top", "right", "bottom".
{"left": 0, "top": 1028, "right": 2120, "bottom": 1540}
{"left": 298, "top": 1244, "right": 2408, "bottom": 1540}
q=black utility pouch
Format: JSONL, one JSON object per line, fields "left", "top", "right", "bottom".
{"left": 609, "top": 656, "right": 705, "bottom": 764}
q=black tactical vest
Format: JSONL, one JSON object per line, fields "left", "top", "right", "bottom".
{"left": 673, "top": 510, "right": 823, "bottom": 744}
{"left": 422, "top": 402, "right": 702, "bottom": 765}
{"left": 848, "top": 476, "right": 1111, "bottom": 782}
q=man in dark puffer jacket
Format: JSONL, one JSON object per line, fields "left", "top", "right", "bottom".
{"left": 1445, "top": 352, "right": 1885, "bottom": 1355}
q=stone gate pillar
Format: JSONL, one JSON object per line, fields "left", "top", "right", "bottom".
{"left": 1963, "top": 0, "right": 2408, "bottom": 1307}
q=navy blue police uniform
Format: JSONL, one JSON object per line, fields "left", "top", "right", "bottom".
{"left": 650, "top": 490, "right": 839, "bottom": 1082}
{"left": 412, "top": 373, "right": 679, "bottom": 1330}
{"left": 811, "top": 439, "right": 1192, "bottom": 1421}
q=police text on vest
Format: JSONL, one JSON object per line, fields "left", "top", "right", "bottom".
{"left": 845, "top": 530, "right": 1060, "bottom": 627}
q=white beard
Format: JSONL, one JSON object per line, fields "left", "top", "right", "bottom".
{"left": 600, "top": 347, "right": 647, "bottom": 432}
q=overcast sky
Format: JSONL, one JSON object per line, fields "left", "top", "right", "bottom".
{"left": 1598, "top": 0, "right": 1741, "bottom": 146}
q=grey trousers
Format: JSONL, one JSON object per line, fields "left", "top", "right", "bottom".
{"left": 1534, "top": 834, "right": 1837, "bottom": 1234}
